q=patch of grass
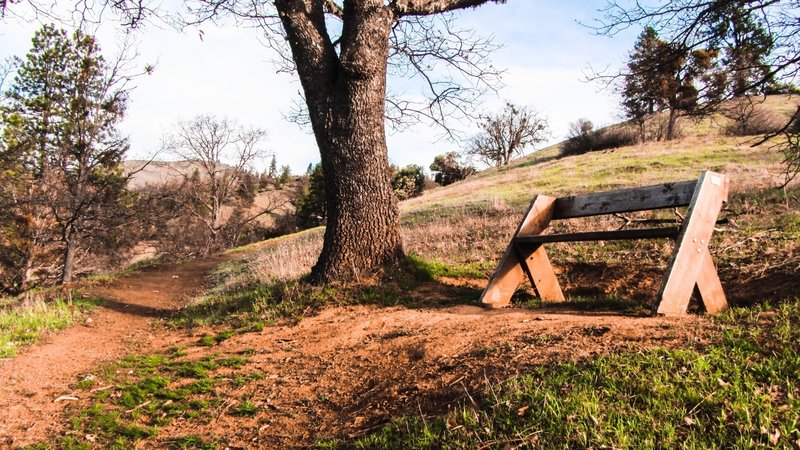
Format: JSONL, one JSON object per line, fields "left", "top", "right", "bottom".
{"left": 173, "top": 255, "right": 465, "bottom": 330}
{"left": 216, "top": 355, "right": 249, "bottom": 368}
{"left": 345, "top": 301, "right": 800, "bottom": 449}
{"left": 406, "top": 254, "right": 495, "bottom": 280}
{"left": 166, "top": 435, "right": 218, "bottom": 450}
{"left": 554, "top": 295, "right": 650, "bottom": 314}
{"left": 231, "top": 398, "right": 258, "bottom": 417}
{"left": 40, "top": 349, "right": 242, "bottom": 448}
{"left": 122, "top": 258, "right": 163, "bottom": 276}
{"left": 0, "top": 293, "right": 101, "bottom": 358}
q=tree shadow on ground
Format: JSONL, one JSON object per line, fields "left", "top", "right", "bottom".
{"left": 95, "top": 297, "right": 178, "bottom": 319}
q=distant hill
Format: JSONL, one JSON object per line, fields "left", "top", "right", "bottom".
{"left": 402, "top": 94, "right": 800, "bottom": 216}
{"left": 121, "top": 159, "right": 300, "bottom": 232}
{"left": 122, "top": 160, "right": 232, "bottom": 190}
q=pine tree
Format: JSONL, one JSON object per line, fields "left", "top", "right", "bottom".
{"left": 621, "top": 27, "right": 722, "bottom": 140}
{"left": 268, "top": 154, "right": 278, "bottom": 179}
{"left": 1, "top": 25, "right": 130, "bottom": 285}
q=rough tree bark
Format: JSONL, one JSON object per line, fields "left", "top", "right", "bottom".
{"left": 276, "top": 0, "right": 503, "bottom": 283}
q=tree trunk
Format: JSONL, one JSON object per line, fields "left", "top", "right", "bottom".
{"left": 277, "top": 0, "right": 404, "bottom": 283}
{"left": 60, "top": 226, "right": 77, "bottom": 284}
{"left": 666, "top": 108, "right": 679, "bottom": 141}
{"left": 313, "top": 88, "right": 403, "bottom": 282}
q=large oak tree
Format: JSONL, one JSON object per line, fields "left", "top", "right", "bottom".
{"left": 185, "top": 0, "right": 506, "bottom": 283}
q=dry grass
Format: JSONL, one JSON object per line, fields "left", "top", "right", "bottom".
{"left": 248, "top": 229, "right": 323, "bottom": 283}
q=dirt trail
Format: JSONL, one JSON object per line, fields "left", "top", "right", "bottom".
{"left": 0, "top": 253, "right": 715, "bottom": 448}
{"left": 156, "top": 303, "right": 710, "bottom": 447}
{"left": 0, "top": 256, "right": 228, "bottom": 448}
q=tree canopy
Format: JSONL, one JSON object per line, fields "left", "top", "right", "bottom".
{"left": 1, "top": 24, "right": 131, "bottom": 287}
{"left": 465, "top": 102, "right": 549, "bottom": 167}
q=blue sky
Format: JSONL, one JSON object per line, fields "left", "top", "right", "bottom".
{"left": 0, "top": 1, "right": 641, "bottom": 173}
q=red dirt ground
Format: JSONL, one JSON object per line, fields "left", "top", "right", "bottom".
{"left": 0, "top": 256, "right": 228, "bottom": 448}
{"left": 0, "top": 255, "right": 715, "bottom": 448}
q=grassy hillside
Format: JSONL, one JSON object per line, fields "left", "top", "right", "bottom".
{"left": 14, "top": 96, "right": 800, "bottom": 449}
{"left": 404, "top": 95, "right": 799, "bottom": 216}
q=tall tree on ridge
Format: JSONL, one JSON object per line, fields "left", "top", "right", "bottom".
{"left": 1, "top": 25, "right": 133, "bottom": 285}
{"left": 620, "top": 27, "right": 721, "bottom": 141}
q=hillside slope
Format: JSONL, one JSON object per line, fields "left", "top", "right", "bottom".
{"left": 4, "top": 96, "right": 798, "bottom": 449}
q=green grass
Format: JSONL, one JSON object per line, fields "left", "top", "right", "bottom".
{"left": 35, "top": 350, "right": 260, "bottom": 449}
{"left": 406, "top": 254, "right": 496, "bottom": 279}
{"left": 335, "top": 301, "right": 800, "bottom": 449}
{"left": 0, "top": 294, "right": 101, "bottom": 358}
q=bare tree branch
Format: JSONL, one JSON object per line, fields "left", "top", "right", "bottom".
{"left": 391, "top": 0, "right": 506, "bottom": 17}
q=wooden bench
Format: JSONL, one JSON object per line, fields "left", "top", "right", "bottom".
{"left": 480, "top": 171, "right": 730, "bottom": 315}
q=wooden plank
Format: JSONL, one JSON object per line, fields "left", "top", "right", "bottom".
{"left": 514, "top": 227, "right": 680, "bottom": 245}
{"left": 522, "top": 246, "right": 565, "bottom": 301}
{"left": 553, "top": 179, "right": 697, "bottom": 219}
{"left": 695, "top": 248, "right": 728, "bottom": 314}
{"left": 480, "top": 195, "right": 557, "bottom": 307}
{"left": 655, "top": 171, "right": 729, "bottom": 315}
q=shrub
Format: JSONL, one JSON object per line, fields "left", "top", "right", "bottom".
{"left": 429, "top": 152, "right": 476, "bottom": 186}
{"left": 561, "top": 121, "right": 639, "bottom": 156}
{"left": 392, "top": 165, "right": 426, "bottom": 200}
{"left": 724, "top": 103, "right": 786, "bottom": 136}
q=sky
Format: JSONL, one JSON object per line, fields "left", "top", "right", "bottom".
{"left": 0, "top": 0, "right": 641, "bottom": 174}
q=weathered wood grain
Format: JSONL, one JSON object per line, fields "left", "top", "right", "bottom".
{"left": 480, "top": 196, "right": 559, "bottom": 307}
{"left": 514, "top": 227, "right": 679, "bottom": 245}
{"left": 553, "top": 180, "right": 697, "bottom": 219}
{"left": 655, "top": 172, "right": 729, "bottom": 315}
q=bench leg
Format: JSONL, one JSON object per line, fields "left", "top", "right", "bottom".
{"left": 695, "top": 249, "right": 728, "bottom": 314}
{"left": 480, "top": 195, "right": 563, "bottom": 307}
{"left": 655, "top": 171, "right": 728, "bottom": 315}
{"left": 518, "top": 245, "right": 565, "bottom": 302}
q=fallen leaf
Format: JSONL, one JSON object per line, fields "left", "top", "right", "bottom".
{"left": 352, "top": 416, "right": 366, "bottom": 427}
{"left": 517, "top": 405, "right": 530, "bottom": 417}
{"left": 684, "top": 416, "right": 695, "bottom": 426}
{"left": 717, "top": 378, "right": 731, "bottom": 388}
{"left": 769, "top": 428, "right": 781, "bottom": 446}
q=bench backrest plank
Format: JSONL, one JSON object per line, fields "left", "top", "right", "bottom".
{"left": 552, "top": 179, "right": 697, "bottom": 219}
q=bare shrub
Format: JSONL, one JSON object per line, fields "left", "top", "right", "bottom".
{"left": 561, "top": 122, "right": 639, "bottom": 156}
{"left": 724, "top": 102, "right": 786, "bottom": 136}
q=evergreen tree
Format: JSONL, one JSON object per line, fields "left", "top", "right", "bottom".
{"left": 621, "top": 27, "right": 722, "bottom": 140}
{"left": 295, "top": 163, "right": 326, "bottom": 229}
{"left": 1, "top": 24, "right": 130, "bottom": 286}
{"left": 268, "top": 154, "right": 278, "bottom": 179}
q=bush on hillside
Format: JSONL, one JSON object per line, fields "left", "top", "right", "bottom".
{"left": 429, "top": 152, "right": 476, "bottom": 186}
{"left": 391, "top": 165, "right": 426, "bottom": 200}
{"left": 561, "top": 120, "right": 639, "bottom": 156}
{"left": 724, "top": 102, "right": 786, "bottom": 136}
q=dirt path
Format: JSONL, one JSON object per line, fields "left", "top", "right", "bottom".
{"left": 0, "top": 254, "right": 715, "bottom": 448}
{"left": 0, "top": 256, "right": 229, "bottom": 448}
{"left": 149, "top": 303, "right": 711, "bottom": 448}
